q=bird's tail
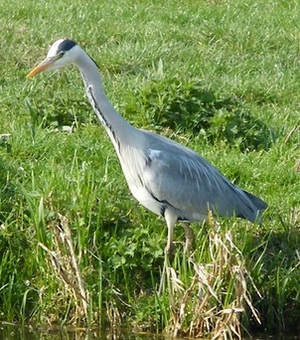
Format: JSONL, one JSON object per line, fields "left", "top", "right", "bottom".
{"left": 239, "top": 189, "right": 268, "bottom": 223}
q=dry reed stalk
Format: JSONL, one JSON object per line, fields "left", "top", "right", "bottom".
{"left": 166, "top": 225, "right": 261, "bottom": 339}
{"left": 38, "top": 213, "right": 89, "bottom": 323}
{"left": 106, "top": 300, "right": 122, "bottom": 336}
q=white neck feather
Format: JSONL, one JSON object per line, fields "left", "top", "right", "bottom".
{"left": 74, "top": 49, "right": 139, "bottom": 156}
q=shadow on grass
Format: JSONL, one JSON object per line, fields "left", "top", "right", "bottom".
{"left": 138, "top": 80, "right": 277, "bottom": 152}
{"left": 247, "top": 219, "right": 300, "bottom": 335}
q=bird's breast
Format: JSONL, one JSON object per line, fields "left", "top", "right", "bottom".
{"left": 129, "top": 184, "right": 163, "bottom": 216}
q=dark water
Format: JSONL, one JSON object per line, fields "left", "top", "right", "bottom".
{"left": 0, "top": 323, "right": 298, "bottom": 339}
{"left": 0, "top": 324, "right": 162, "bottom": 340}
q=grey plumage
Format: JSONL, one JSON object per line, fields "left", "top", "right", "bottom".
{"left": 27, "top": 39, "right": 268, "bottom": 254}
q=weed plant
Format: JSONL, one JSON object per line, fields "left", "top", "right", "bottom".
{"left": 0, "top": 0, "right": 299, "bottom": 337}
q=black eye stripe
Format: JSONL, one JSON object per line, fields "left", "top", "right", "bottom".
{"left": 57, "top": 39, "right": 77, "bottom": 52}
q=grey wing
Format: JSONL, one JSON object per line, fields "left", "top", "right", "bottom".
{"left": 141, "top": 139, "right": 264, "bottom": 222}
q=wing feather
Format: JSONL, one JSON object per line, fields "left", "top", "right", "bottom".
{"left": 140, "top": 131, "right": 255, "bottom": 220}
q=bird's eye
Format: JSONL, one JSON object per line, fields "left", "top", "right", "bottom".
{"left": 59, "top": 51, "right": 65, "bottom": 57}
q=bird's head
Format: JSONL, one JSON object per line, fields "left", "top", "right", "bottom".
{"left": 27, "top": 39, "right": 79, "bottom": 78}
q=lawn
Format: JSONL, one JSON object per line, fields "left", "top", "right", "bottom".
{"left": 0, "top": 0, "right": 299, "bottom": 337}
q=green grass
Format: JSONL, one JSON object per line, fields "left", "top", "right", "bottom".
{"left": 0, "top": 0, "right": 299, "bottom": 337}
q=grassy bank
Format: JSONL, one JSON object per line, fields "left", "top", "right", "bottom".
{"left": 0, "top": 0, "right": 299, "bottom": 337}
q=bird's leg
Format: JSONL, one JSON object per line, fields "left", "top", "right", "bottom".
{"left": 158, "top": 250, "right": 169, "bottom": 295}
{"left": 158, "top": 211, "right": 177, "bottom": 295}
{"left": 164, "top": 211, "right": 177, "bottom": 256}
{"left": 182, "top": 222, "right": 194, "bottom": 253}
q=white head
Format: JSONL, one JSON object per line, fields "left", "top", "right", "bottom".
{"left": 27, "top": 39, "right": 81, "bottom": 78}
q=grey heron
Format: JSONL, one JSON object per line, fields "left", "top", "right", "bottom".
{"left": 27, "top": 39, "right": 267, "bottom": 254}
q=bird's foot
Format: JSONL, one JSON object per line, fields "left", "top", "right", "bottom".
{"left": 158, "top": 246, "right": 173, "bottom": 295}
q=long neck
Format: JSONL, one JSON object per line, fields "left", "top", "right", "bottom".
{"left": 75, "top": 52, "right": 137, "bottom": 155}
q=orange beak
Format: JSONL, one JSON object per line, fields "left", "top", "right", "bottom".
{"left": 26, "top": 56, "right": 58, "bottom": 78}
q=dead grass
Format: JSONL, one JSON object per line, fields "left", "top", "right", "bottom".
{"left": 38, "top": 213, "right": 89, "bottom": 324}
{"left": 165, "top": 225, "right": 261, "bottom": 339}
